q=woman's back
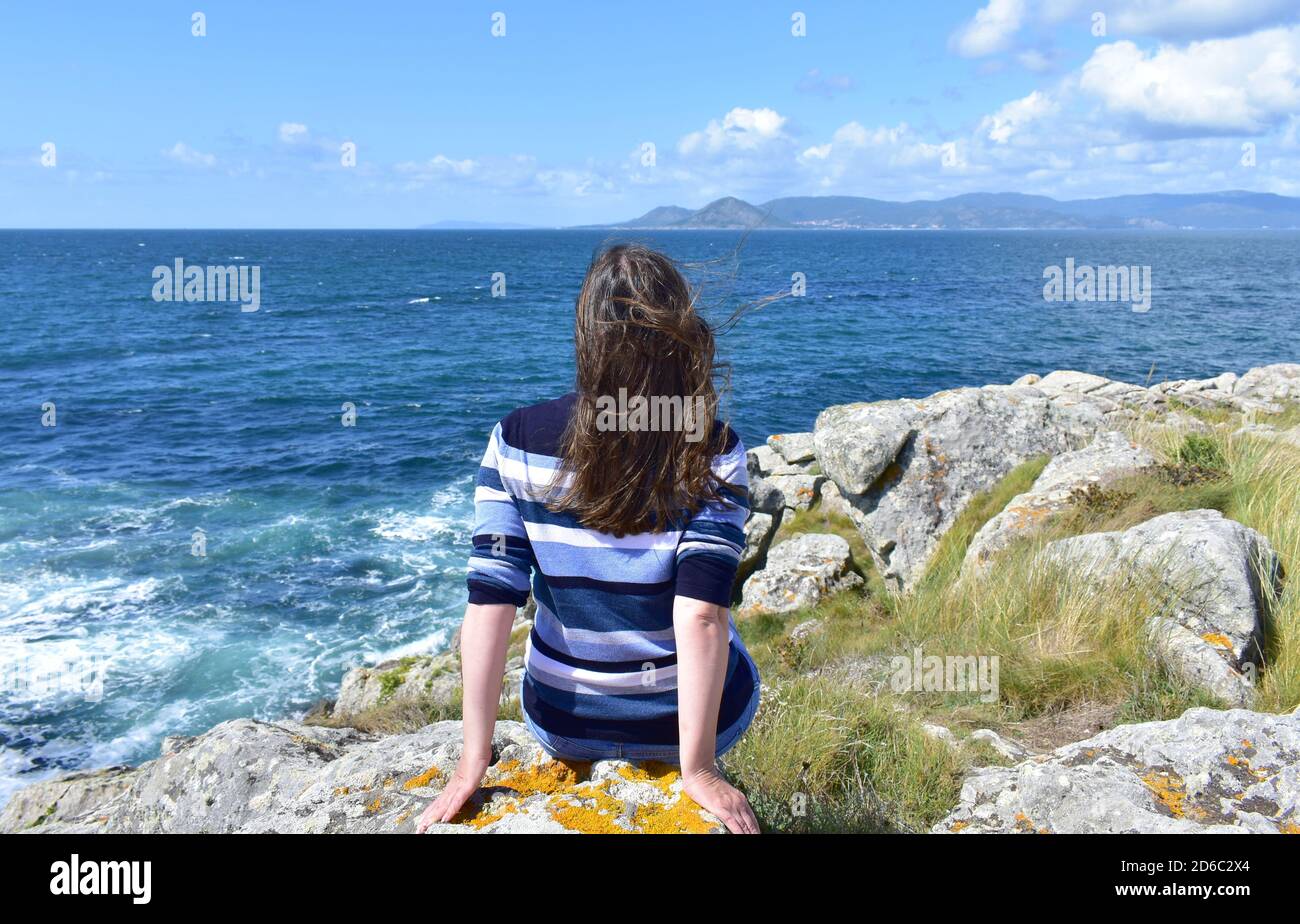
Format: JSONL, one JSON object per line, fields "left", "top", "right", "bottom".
{"left": 467, "top": 391, "right": 760, "bottom": 753}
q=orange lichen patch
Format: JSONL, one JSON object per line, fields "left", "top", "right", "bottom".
{"left": 1241, "top": 740, "right": 1253, "bottom": 748}
{"left": 616, "top": 762, "right": 680, "bottom": 785}
{"left": 1013, "top": 812, "right": 1037, "bottom": 834}
{"left": 633, "top": 796, "right": 717, "bottom": 834}
{"left": 491, "top": 758, "right": 589, "bottom": 796}
{"left": 402, "top": 765, "right": 443, "bottom": 791}
{"left": 1202, "top": 633, "right": 1233, "bottom": 650}
{"left": 1279, "top": 819, "right": 1300, "bottom": 834}
{"left": 365, "top": 796, "right": 384, "bottom": 814}
{"left": 950, "top": 820, "right": 968, "bottom": 832}
{"left": 1142, "top": 771, "right": 1188, "bottom": 818}
{"left": 332, "top": 786, "right": 351, "bottom": 797}
{"left": 395, "top": 810, "right": 412, "bottom": 825}
{"left": 466, "top": 799, "right": 519, "bottom": 830}
{"left": 548, "top": 785, "right": 632, "bottom": 834}
{"left": 383, "top": 777, "right": 395, "bottom": 788}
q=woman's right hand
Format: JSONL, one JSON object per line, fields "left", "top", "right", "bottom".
{"left": 414, "top": 750, "right": 491, "bottom": 833}
{"left": 681, "top": 765, "right": 760, "bottom": 834}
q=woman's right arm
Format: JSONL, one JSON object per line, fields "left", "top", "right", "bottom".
{"left": 417, "top": 421, "right": 534, "bottom": 832}
{"left": 416, "top": 601, "right": 515, "bottom": 831}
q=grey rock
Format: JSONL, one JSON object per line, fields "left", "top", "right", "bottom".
{"left": 818, "top": 480, "right": 854, "bottom": 519}
{"left": 0, "top": 766, "right": 138, "bottom": 832}
{"left": 963, "top": 430, "right": 1156, "bottom": 574}
{"left": 1235, "top": 363, "right": 1300, "bottom": 404}
{"left": 739, "top": 533, "right": 862, "bottom": 616}
{"left": 748, "top": 473, "right": 787, "bottom": 514}
{"left": 767, "top": 432, "right": 818, "bottom": 465}
{"left": 747, "top": 445, "right": 801, "bottom": 477}
{"left": 934, "top": 706, "right": 1300, "bottom": 833}
{"left": 1039, "top": 510, "right": 1280, "bottom": 705}
{"left": 767, "top": 472, "right": 824, "bottom": 512}
{"left": 740, "top": 510, "right": 778, "bottom": 573}
{"left": 1146, "top": 618, "right": 1254, "bottom": 708}
{"left": 3, "top": 719, "right": 723, "bottom": 835}
{"left": 814, "top": 384, "right": 1101, "bottom": 592}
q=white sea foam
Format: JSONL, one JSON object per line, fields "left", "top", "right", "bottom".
{"left": 372, "top": 511, "right": 460, "bottom": 542}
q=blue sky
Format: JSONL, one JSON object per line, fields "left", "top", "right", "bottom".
{"left": 2, "top": 0, "right": 1298, "bottom": 227}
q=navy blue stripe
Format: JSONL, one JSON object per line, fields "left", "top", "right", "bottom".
{"left": 529, "top": 627, "right": 678, "bottom": 672}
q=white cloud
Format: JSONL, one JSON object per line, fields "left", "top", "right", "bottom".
{"left": 278, "top": 122, "right": 309, "bottom": 144}
{"left": 981, "top": 90, "right": 1058, "bottom": 143}
{"left": 677, "top": 107, "right": 789, "bottom": 156}
{"left": 951, "top": 0, "right": 1026, "bottom": 57}
{"left": 394, "top": 154, "right": 477, "bottom": 178}
{"left": 162, "top": 141, "right": 216, "bottom": 167}
{"left": 1079, "top": 27, "right": 1300, "bottom": 134}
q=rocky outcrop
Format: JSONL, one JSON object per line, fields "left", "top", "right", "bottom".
{"left": 963, "top": 430, "right": 1156, "bottom": 573}
{"left": 934, "top": 706, "right": 1300, "bottom": 833}
{"left": 1039, "top": 510, "right": 1281, "bottom": 707}
{"left": 1, "top": 719, "right": 722, "bottom": 835}
{"left": 1027, "top": 370, "right": 1165, "bottom": 419}
{"left": 738, "top": 533, "right": 862, "bottom": 616}
{"left": 1151, "top": 364, "right": 1300, "bottom": 416}
{"left": 814, "top": 385, "right": 1101, "bottom": 592}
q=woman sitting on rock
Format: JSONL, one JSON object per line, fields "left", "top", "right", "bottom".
{"left": 417, "top": 244, "right": 761, "bottom": 834}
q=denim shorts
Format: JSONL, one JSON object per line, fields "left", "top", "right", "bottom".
{"left": 521, "top": 678, "right": 762, "bottom": 764}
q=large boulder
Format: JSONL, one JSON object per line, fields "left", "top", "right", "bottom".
{"left": 963, "top": 430, "right": 1156, "bottom": 573}
{"left": 1, "top": 719, "right": 723, "bottom": 835}
{"left": 934, "top": 706, "right": 1300, "bottom": 833}
{"left": 738, "top": 533, "right": 862, "bottom": 616}
{"left": 814, "top": 385, "right": 1101, "bottom": 592}
{"left": 1039, "top": 510, "right": 1280, "bottom": 707}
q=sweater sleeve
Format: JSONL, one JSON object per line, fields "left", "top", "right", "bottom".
{"left": 466, "top": 422, "right": 535, "bottom": 607}
{"left": 674, "top": 436, "right": 749, "bottom": 607}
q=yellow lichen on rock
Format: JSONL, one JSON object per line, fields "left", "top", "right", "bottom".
{"left": 491, "top": 758, "right": 589, "bottom": 796}
{"left": 402, "top": 765, "right": 443, "bottom": 791}
{"left": 1142, "top": 771, "right": 1187, "bottom": 818}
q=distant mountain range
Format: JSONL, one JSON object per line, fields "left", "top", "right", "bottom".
{"left": 582, "top": 191, "right": 1300, "bottom": 230}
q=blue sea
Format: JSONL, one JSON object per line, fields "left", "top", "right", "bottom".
{"left": 2, "top": 229, "right": 1299, "bottom": 803}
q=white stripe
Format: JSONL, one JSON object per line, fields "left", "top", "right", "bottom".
{"left": 676, "top": 540, "right": 741, "bottom": 559}
{"left": 524, "top": 520, "right": 682, "bottom": 550}
{"left": 525, "top": 636, "right": 678, "bottom": 693}
{"left": 474, "top": 485, "right": 511, "bottom": 503}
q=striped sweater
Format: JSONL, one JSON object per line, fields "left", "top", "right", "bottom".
{"left": 466, "top": 393, "right": 760, "bottom": 746}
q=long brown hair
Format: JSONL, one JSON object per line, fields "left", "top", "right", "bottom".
{"left": 548, "top": 244, "right": 737, "bottom": 536}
